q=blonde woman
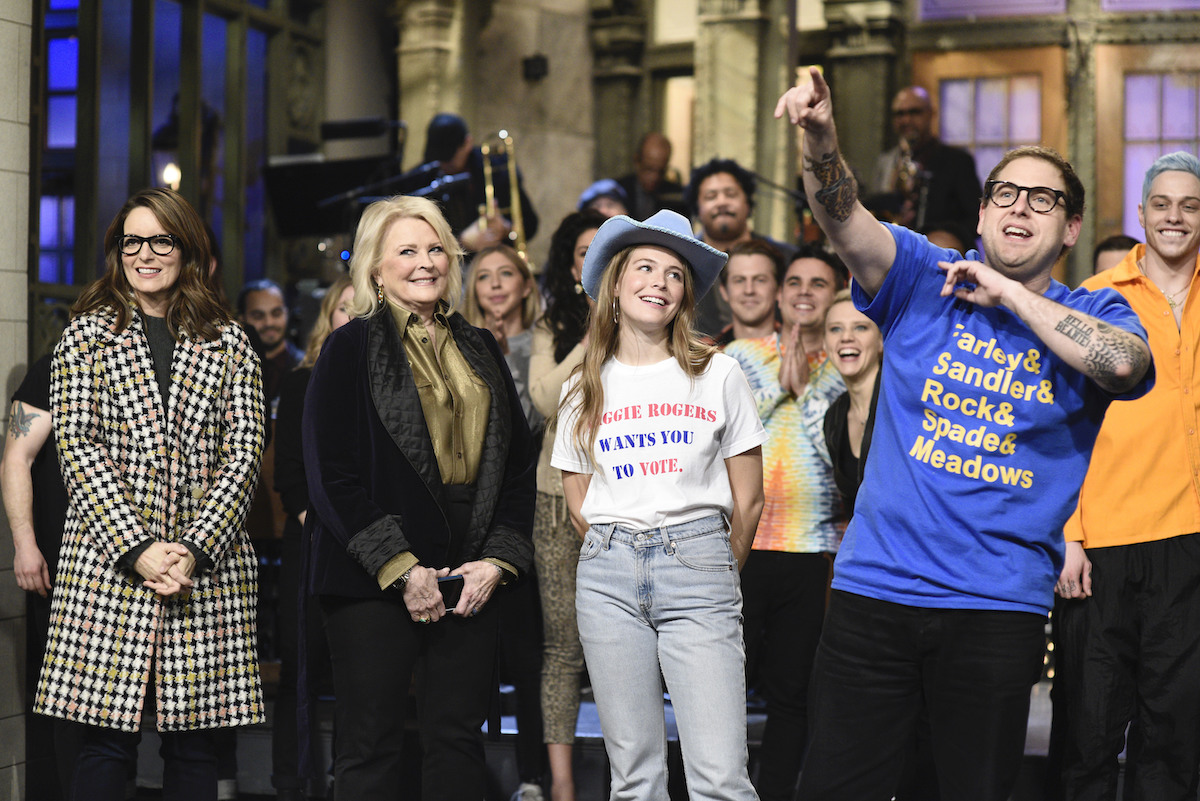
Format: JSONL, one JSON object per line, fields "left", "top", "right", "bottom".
{"left": 464, "top": 244, "right": 543, "bottom": 432}
{"left": 302, "top": 195, "right": 536, "bottom": 800}
{"left": 552, "top": 210, "right": 766, "bottom": 801}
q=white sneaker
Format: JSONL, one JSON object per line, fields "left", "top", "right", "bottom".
{"left": 512, "top": 782, "right": 545, "bottom": 801}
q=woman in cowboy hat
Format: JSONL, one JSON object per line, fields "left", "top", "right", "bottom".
{"left": 551, "top": 209, "right": 766, "bottom": 801}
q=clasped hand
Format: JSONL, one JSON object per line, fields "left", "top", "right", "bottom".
{"left": 135, "top": 541, "right": 197, "bottom": 598}
{"left": 404, "top": 560, "right": 503, "bottom": 623}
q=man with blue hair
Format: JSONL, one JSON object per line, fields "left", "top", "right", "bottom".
{"left": 1057, "top": 150, "right": 1200, "bottom": 800}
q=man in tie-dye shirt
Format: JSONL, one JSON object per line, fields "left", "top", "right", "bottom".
{"left": 722, "top": 243, "right": 846, "bottom": 801}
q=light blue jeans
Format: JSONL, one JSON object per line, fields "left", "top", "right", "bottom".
{"left": 576, "top": 514, "right": 759, "bottom": 801}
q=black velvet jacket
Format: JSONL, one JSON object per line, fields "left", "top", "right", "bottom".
{"left": 301, "top": 310, "right": 536, "bottom": 598}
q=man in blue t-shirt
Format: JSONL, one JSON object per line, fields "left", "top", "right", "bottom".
{"left": 775, "top": 71, "right": 1154, "bottom": 800}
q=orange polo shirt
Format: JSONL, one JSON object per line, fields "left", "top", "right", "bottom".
{"left": 1064, "top": 245, "right": 1200, "bottom": 548}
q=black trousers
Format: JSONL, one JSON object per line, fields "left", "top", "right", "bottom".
{"left": 73, "top": 725, "right": 217, "bottom": 801}
{"left": 320, "top": 595, "right": 499, "bottom": 801}
{"left": 497, "top": 569, "right": 545, "bottom": 784}
{"left": 275, "top": 532, "right": 332, "bottom": 795}
{"left": 1057, "top": 534, "right": 1200, "bottom": 801}
{"left": 741, "top": 550, "right": 832, "bottom": 801}
{"left": 796, "top": 590, "right": 1046, "bottom": 801}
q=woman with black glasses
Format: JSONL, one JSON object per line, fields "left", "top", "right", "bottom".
{"left": 36, "top": 187, "right": 265, "bottom": 801}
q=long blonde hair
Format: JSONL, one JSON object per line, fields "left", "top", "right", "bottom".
{"left": 298, "top": 274, "right": 354, "bottom": 370}
{"left": 562, "top": 245, "right": 716, "bottom": 462}
{"left": 462, "top": 245, "right": 541, "bottom": 329}
{"left": 346, "top": 195, "right": 464, "bottom": 319}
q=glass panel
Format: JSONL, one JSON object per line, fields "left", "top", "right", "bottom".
{"left": 39, "top": 255, "right": 60, "bottom": 284}
{"left": 40, "top": 197, "right": 59, "bottom": 248}
{"left": 152, "top": 0, "right": 182, "bottom": 189}
{"left": 63, "top": 196, "right": 75, "bottom": 247}
{"left": 1008, "top": 75, "right": 1041, "bottom": 144}
{"left": 63, "top": 255, "right": 75, "bottom": 285}
{"left": 47, "top": 37, "right": 78, "bottom": 91}
{"left": 1124, "top": 74, "right": 1161, "bottom": 140}
{"left": 49, "top": 0, "right": 80, "bottom": 8}
{"left": 244, "top": 26, "right": 268, "bottom": 281}
{"left": 1123, "top": 143, "right": 1160, "bottom": 238}
{"left": 1161, "top": 73, "right": 1197, "bottom": 140}
{"left": 975, "top": 146, "right": 1006, "bottom": 186}
{"left": 940, "top": 79, "right": 973, "bottom": 144}
{"left": 46, "top": 96, "right": 77, "bottom": 149}
{"left": 201, "top": 13, "right": 227, "bottom": 226}
{"left": 97, "top": 0, "right": 132, "bottom": 247}
{"left": 974, "top": 78, "right": 1008, "bottom": 144}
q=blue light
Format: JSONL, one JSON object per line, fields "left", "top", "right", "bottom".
{"left": 340, "top": 250, "right": 351, "bottom": 261}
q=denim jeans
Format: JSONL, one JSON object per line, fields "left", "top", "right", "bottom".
{"left": 576, "top": 514, "right": 758, "bottom": 801}
{"left": 796, "top": 590, "right": 1046, "bottom": 801}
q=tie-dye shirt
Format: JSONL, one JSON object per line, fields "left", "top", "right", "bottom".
{"left": 723, "top": 334, "right": 846, "bottom": 553}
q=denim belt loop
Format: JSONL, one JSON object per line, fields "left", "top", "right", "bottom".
{"left": 601, "top": 522, "right": 617, "bottom": 549}
{"left": 662, "top": 525, "right": 677, "bottom": 557}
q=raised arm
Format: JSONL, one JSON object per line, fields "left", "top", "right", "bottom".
{"left": 775, "top": 67, "right": 896, "bottom": 296}
{"left": 938, "top": 259, "right": 1151, "bottom": 394}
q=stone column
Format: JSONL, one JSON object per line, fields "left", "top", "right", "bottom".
{"left": 393, "top": 0, "right": 465, "bottom": 169}
{"left": 693, "top": 0, "right": 796, "bottom": 240}
{"left": 821, "top": 0, "right": 904, "bottom": 189}
{"left": 0, "top": 2, "right": 33, "bottom": 794}
{"left": 589, "top": 10, "right": 647, "bottom": 181}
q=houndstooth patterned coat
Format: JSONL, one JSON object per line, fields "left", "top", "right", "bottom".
{"left": 36, "top": 309, "right": 266, "bottom": 732}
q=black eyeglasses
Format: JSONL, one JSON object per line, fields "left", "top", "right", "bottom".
{"left": 892, "top": 107, "right": 926, "bottom": 118}
{"left": 119, "top": 234, "right": 179, "bottom": 257}
{"left": 984, "top": 181, "right": 1067, "bottom": 214}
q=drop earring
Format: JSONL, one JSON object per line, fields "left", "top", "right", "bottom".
{"left": 376, "top": 283, "right": 384, "bottom": 304}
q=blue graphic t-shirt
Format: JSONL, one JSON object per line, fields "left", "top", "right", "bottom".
{"left": 835, "top": 224, "right": 1154, "bottom": 615}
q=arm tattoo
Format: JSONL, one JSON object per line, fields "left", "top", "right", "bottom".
{"left": 804, "top": 150, "right": 857, "bottom": 222}
{"left": 1055, "top": 315, "right": 1094, "bottom": 347}
{"left": 8, "top": 401, "right": 40, "bottom": 439}
{"left": 1079, "top": 320, "right": 1151, "bottom": 391}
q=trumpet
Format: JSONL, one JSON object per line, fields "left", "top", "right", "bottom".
{"left": 479, "top": 130, "right": 531, "bottom": 267}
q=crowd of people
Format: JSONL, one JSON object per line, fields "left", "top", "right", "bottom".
{"left": 5, "top": 74, "right": 1200, "bottom": 801}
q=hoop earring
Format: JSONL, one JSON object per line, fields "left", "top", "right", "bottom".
{"left": 376, "top": 283, "right": 384, "bottom": 304}
{"left": 612, "top": 300, "right": 620, "bottom": 325}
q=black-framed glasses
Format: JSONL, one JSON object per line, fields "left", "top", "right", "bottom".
{"left": 892, "top": 107, "right": 926, "bottom": 118}
{"left": 119, "top": 234, "right": 179, "bottom": 257}
{"left": 984, "top": 181, "right": 1067, "bottom": 214}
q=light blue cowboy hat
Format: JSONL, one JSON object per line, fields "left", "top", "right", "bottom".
{"left": 580, "top": 210, "right": 728, "bottom": 302}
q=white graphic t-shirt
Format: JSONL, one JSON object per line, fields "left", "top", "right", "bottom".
{"left": 552, "top": 352, "right": 767, "bottom": 530}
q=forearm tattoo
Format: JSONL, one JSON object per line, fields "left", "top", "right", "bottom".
{"left": 1055, "top": 315, "right": 1094, "bottom": 346}
{"left": 1075, "top": 319, "right": 1150, "bottom": 390}
{"left": 804, "top": 150, "right": 857, "bottom": 222}
{"left": 8, "top": 401, "right": 39, "bottom": 439}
